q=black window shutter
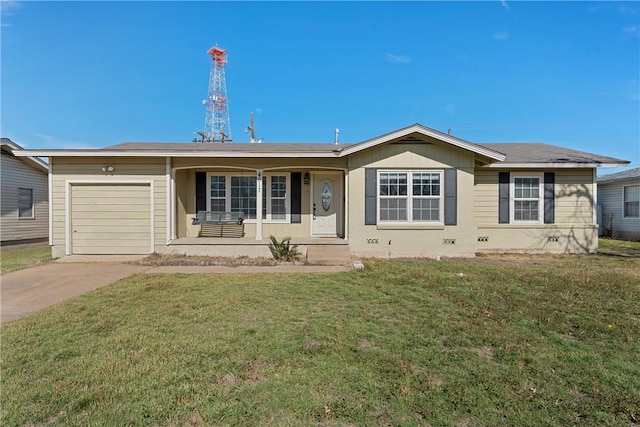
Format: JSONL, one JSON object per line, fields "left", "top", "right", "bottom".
{"left": 364, "top": 168, "right": 377, "bottom": 225}
{"left": 444, "top": 168, "right": 457, "bottom": 225}
{"left": 291, "top": 172, "right": 302, "bottom": 223}
{"left": 195, "top": 171, "right": 206, "bottom": 213}
{"left": 498, "top": 172, "right": 510, "bottom": 224}
{"left": 544, "top": 172, "right": 555, "bottom": 224}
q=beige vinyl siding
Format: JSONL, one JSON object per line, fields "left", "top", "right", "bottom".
{"left": 474, "top": 168, "right": 598, "bottom": 253}
{"left": 50, "top": 157, "right": 166, "bottom": 257}
{"left": 71, "top": 184, "right": 151, "bottom": 254}
{"left": 348, "top": 142, "right": 478, "bottom": 257}
{"left": 0, "top": 150, "right": 49, "bottom": 243}
{"left": 598, "top": 180, "right": 640, "bottom": 240}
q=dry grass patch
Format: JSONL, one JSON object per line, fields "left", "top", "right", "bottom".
{"left": 137, "top": 253, "right": 280, "bottom": 267}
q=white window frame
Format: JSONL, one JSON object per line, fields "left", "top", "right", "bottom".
{"left": 511, "top": 173, "right": 543, "bottom": 224}
{"left": 263, "top": 175, "right": 290, "bottom": 222}
{"left": 206, "top": 172, "right": 290, "bottom": 223}
{"left": 377, "top": 170, "right": 443, "bottom": 224}
{"left": 623, "top": 184, "right": 640, "bottom": 219}
{"left": 18, "top": 188, "right": 34, "bottom": 219}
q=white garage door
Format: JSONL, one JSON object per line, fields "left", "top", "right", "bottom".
{"left": 71, "top": 184, "right": 152, "bottom": 255}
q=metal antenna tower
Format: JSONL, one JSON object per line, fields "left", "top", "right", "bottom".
{"left": 200, "top": 46, "right": 231, "bottom": 143}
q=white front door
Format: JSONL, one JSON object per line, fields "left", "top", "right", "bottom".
{"left": 312, "top": 173, "right": 341, "bottom": 236}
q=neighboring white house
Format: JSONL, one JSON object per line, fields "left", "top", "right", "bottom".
{"left": 1, "top": 138, "right": 49, "bottom": 246}
{"left": 15, "top": 124, "right": 630, "bottom": 258}
{"left": 598, "top": 167, "right": 640, "bottom": 241}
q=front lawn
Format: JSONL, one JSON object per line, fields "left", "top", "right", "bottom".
{"left": 0, "top": 245, "right": 52, "bottom": 273}
{"left": 2, "top": 254, "right": 639, "bottom": 426}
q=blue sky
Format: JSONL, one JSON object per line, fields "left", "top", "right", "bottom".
{"left": 1, "top": 1, "right": 638, "bottom": 173}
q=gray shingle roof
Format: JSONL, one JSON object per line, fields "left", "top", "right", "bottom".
{"left": 104, "top": 141, "right": 626, "bottom": 165}
{"left": 479, "top": 143, "right": 627, "bottom": 165}
{"left": 597, "top": 167, "right": 640, "bottom": 183}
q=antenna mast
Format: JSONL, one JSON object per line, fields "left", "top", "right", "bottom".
{"left": 244, "top": 111, "right": 262, "bottom": 143}
{"left": 200, "top": 46, "right": 232, "bottom": 143}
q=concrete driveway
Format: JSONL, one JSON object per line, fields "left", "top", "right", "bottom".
{"left": 1, "top": 261, "right": 147, "bottom": 323}
{"left": 1, "top": 255, "right": 351, "bottom": 323}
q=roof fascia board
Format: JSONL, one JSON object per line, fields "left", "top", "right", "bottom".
{"left": 14, "top": 150, "right": 343, "bottom": 158}
{"left": 339, "top": 124, "right": 507, "bottom": 161}
{"left": 486, "top": 162, "right": 630, "bottom": 168}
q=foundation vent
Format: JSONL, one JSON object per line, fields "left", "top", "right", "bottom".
{"left": 443, "top": 238, "right": 456, "bottom": 245}
{"left": 478, "top": 236, "right": 489, "bottom": 242}
{"left": 548, "top": 236, "right": 560, "bottom": 243}
{"left": 366, "top": 238, "right": 379, "bottom": 244}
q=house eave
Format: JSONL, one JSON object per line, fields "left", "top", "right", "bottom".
{"left": 486, "top": 162, "right": 630, "bottom": 169}
{"left": 14, "top": 150, "right": 344, "bottom": 158}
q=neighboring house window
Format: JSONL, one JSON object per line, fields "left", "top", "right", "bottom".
{"left": 18, "top": 188, "right": 34, "bottom": 218}
{"left": 378, "top": 170, "right": 442, "bottom": 223}
{"left": 512, "top": 175, "right": 543, "bottom": 223}
{"left": 208, "top": 173, "right": 290, "bottom": 222}
{"left": 624, "top": 185, "right": 640, "bottom": 218}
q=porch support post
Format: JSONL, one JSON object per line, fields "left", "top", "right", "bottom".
{"left": 256, "top": 169, "right": 263, "bottom": 240}
{"left": 344, "top": 170, "right": 349, "bottom": 240}
{"left": 166, "top": 157, "right": 172, "bottom": 245}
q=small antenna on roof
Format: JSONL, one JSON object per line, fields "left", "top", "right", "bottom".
{"left": 244, "top": 112, "right": 262, "bottom": 143}
{"left": 334, "top": 128, "right": 340, "bottom": 145}
{"left": 448, "top": 128, "right": 452, "bottom": 135}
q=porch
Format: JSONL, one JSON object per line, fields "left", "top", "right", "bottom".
{"left": 159, "top": 236, "right": 352, "bottom": 266}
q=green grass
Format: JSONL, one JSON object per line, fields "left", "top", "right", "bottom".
{"left": 2, "top": 254, "right": 639, "bottom": 426}
{"left": 0, "top": 245, "right": 52, "bottom": 273}
{"left": 598, "top": 237, "right": 640, "bottom": 257}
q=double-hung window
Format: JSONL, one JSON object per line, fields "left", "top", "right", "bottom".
{"left": 623, "top": 185, "right": 640, "bottom": 218}
{"left": 18, "top": 188, "right": 34, "bottom": 219}
{"left": 378, "top": 170, "right": 442, "bottom": 223}
{"left": 208, "top": 173, "right": 290, "bottom": 222}
{"left": 512, "top": 175, "right": 542, "bottom": 223}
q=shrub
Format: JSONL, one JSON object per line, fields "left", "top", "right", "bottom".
{"left": 268, "top": 235, "right": 300, "bottom": 262}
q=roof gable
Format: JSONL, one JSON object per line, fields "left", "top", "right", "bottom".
{"left": 340, "top": 124, "right": 506, "bottom": 162}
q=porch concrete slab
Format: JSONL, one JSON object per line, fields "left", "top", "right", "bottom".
{"left": 1, "top": 263, "right": 147, "bottom": 323}
{"left": 144, "top": 265, "right": 351, "bottom": 274}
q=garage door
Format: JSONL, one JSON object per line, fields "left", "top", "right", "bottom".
{"left": 71, "top": 184, "right": 152, "bottom": 255}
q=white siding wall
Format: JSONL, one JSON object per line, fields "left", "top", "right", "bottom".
{"left": 0, "top": 151, "right": 49, "bottom": 243}
{"left": 50, "top": 157, "right": 166, "bottom": 257}
{"left": 598, "top": 180, "right": 640, "bottom": 240}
